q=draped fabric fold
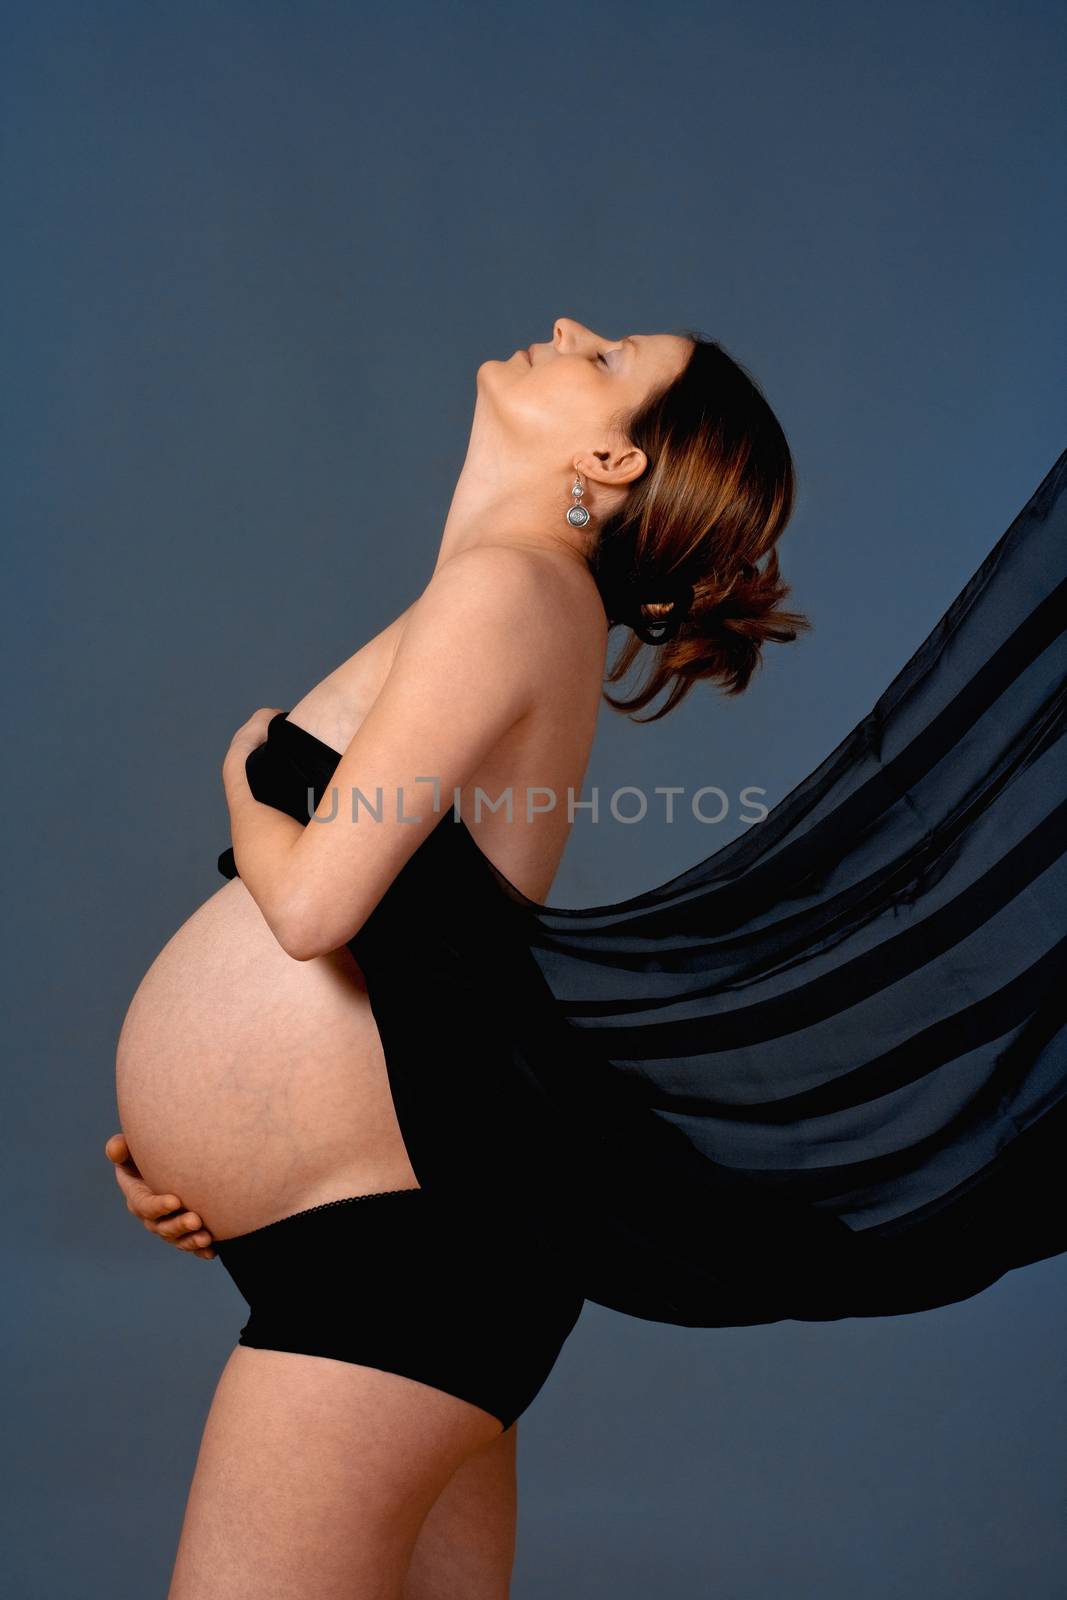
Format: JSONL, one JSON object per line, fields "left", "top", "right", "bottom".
{"left": 219, "top": 448, "right": 1067, "bottom": 1326}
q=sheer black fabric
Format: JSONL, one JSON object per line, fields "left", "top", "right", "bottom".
{"left": 218, "top": 449, "right": 1067, "bottom": 1327}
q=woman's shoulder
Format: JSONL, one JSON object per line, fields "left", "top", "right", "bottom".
{"left": 419, "top": 541, "right": 608, "bottom": 652}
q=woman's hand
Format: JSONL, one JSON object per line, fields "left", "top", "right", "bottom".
{"left": 104, "top": 1133, "right": 217, "bottom": 1260}
{"left": 224, "top": 706, "right": 285, "bottom": 775}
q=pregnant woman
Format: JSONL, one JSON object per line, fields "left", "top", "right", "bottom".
{"left": 107, "top": 319, "right": 1067, "bottom": 1599}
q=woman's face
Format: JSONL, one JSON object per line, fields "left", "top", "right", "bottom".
{"left": 478, "top": 317, "right": 694, "bottom": 464}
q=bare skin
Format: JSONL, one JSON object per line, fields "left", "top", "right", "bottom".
{"left": 106, "top": 317, "right": 693, "bottom": 1598}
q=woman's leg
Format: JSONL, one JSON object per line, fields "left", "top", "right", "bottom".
{"left": 402, "top": 1422, "right": 518, "bottom": 1600}
{"left": 167, "top": 1345, "right": 503, "bottom": 1600}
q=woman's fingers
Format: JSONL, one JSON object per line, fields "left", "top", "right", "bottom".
{"left": 141, "top": 1214, "right": 217, "bottom": 1257}
{"left": 104, "top": 1132, "right": 129, "bottom": 1163}
{"left": 106, "top": 1130, "right": 183, "bottom": 1217}
{"left": 143, "top": 1215, "right": 214, "bottom": 1247}
{"left": 113, "top": 1160, "right": 183, "bottom": 1220}
{"left": 156, "top": 1210, "right": 205, "bottom": 1240}
{"left": 105, "top": 1130, "right": 217, "bottom": 1254}
{"left": 157, "top": 1211, "right": 199, "bottom": 1236}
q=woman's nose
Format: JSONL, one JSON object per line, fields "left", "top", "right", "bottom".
{"left": 553, "top": 317, "right": 592, "bottom": 350}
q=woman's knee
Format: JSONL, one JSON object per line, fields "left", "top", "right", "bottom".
{"left": 403, "top": 1423, "right": 518, "bottom": 1600}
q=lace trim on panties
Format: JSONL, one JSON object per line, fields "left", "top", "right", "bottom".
{"left": 220, "top": 1187, "right": 423, "bottom": 1243}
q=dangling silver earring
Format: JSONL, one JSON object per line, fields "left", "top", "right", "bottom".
{"left": 566, "top": 472, "right": 591, "bottom": 528}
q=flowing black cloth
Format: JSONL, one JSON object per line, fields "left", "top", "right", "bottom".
{"left": 219, "top": 449, "right": 1067, "bottom": 1327}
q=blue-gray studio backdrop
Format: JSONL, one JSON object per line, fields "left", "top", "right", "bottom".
{"left": 4, "top": 1, "right": 1065, "bottom": 1595}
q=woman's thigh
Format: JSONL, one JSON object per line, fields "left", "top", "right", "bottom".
{"left": 168, "top": 1345, "right": 503, "bottom": 1600}
{"left": 403, "top": 1423, "right": 518, "bottom": 1600}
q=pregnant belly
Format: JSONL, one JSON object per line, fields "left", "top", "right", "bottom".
{"left": 115, "top": 879, "right": 419, "bottom": 1240}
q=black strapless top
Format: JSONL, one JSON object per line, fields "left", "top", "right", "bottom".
{"left": 217, "top": 448, "right": 1067, "bottom": 1328}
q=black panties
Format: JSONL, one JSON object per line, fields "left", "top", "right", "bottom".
{"left": 213, "top": 1186, "right": 586, "bottom": 1432}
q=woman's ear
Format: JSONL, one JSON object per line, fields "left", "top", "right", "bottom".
{"left": 577, "top": 444, "right": 648, "bottom": 491}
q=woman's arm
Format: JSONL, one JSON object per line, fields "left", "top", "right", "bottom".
{"left": 229, "top": 544, "right": 551, "bottom": 961}
{"left": 221, "top": 706, "right": 305, "bottom": 941}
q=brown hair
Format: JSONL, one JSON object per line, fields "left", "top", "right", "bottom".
{"left": 590, "top": 329, "right": 811, "bottom": 722}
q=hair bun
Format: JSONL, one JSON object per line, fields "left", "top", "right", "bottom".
{"left": 607, "top": 573, "right": 694, "bottom": 645}
{"left": 633, "top": 576, "right": 694, "bottom": 645}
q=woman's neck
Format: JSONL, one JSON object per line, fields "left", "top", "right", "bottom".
{"left": 431, "top": 414, "right": 598, "bottom": 578}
